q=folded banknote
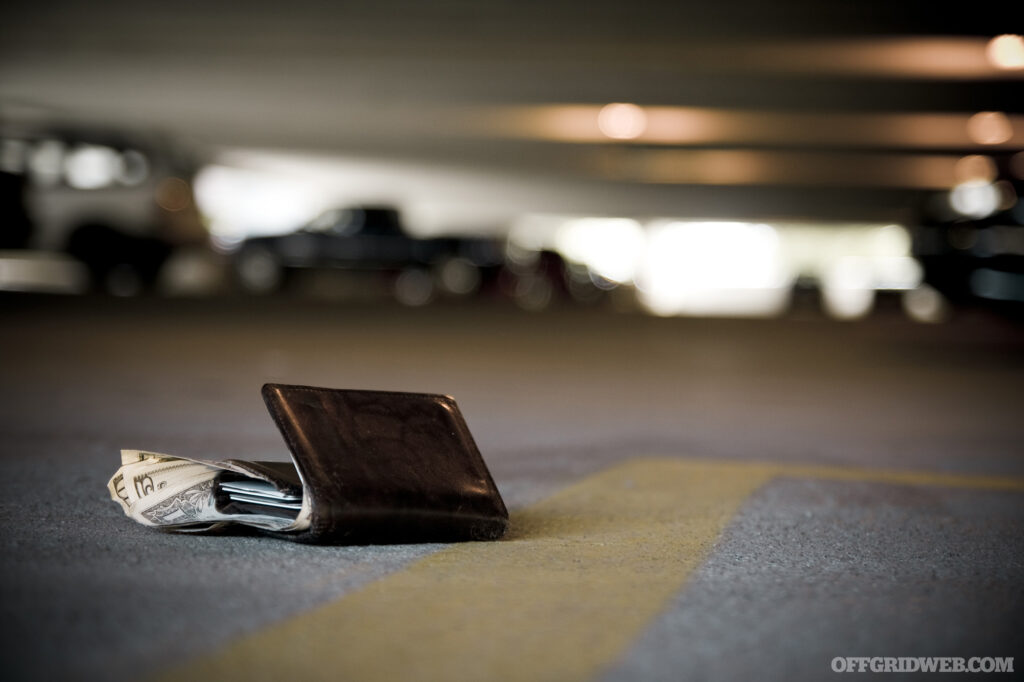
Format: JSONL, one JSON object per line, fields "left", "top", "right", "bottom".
{"left": 107, "top": 449, "right": 312, "bottom": 533}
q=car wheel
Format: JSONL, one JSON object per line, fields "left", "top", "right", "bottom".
{"left": 236, "top": 246, "right": 283, "bottom": 294}
{"left": 512, "top": 272, "right": 554, "bottom": 311}
{"left": 394, "top": 267, "right": 435, "bottom": 306}
{"left": 436, "top": 257, "right": 482, "bottom": 296}
{"left": 105, "top": 263, "right": 144, "bottom": 297}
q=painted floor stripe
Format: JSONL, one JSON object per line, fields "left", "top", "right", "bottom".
{"left": 160, "top": 459, "right": 773, "bottom": 682}
{"left": 161, "top": 458, "right": 1024, "bottom": 682}
{"left": 664, "top": 457, "right": 1024, "bottom": 493}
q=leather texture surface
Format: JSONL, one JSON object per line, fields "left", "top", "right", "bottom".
{"left": 260, "top": 383, "right": 508, "bottom": 544}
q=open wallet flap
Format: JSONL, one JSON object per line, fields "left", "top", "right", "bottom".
{"left": 253, "top": 383, "right": 509, "bottom": 544}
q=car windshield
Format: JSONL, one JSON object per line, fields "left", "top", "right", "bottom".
{"left": 305, "top": 209, "right": 358, "bottom": 235}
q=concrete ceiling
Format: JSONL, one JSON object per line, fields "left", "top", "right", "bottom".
{"left": 2, "top": 0, "right": 1022, "bottom": 226}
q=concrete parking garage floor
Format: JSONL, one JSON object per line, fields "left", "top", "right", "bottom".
{"left": 1, "top": 294, "right": 1022, "bottom": 681}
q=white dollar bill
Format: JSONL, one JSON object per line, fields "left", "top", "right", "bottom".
{"left": 108, "top": 450, "right": 310, "bottom": 533}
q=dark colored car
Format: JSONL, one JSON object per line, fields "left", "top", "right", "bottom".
{"left": 233, "top": 206, "right": 506, "bottom": 304}
{"left": 912, "top": 158, "right": 1024, "bottom": 314}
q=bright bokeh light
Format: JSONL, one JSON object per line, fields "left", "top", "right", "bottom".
{"left": 950, "top": 180, "right": 1001, "bottom": 218}
{"left": 554, "top": 218, "right": 646, "bottom": 283}
{"left": 821, "top": 257, "right": 876, "bottom": 319}
{"left": 194, "top": 165, "right": 329, "bottom": 239}
{"left": 637, "top": 221, "right": 789, "bottom": 317}
{"left": 987, "top": 35, "right": 1024, "bottom": 70}
{"left": 865, "top": 225, "right": 923, "bottom": 291}
{"left": 871, "top": 223, "right": 910, "bottom": 254}
{"left": 966, "top": 111, "right": 1013, "bottom": 145}
{"left": 792, "top": 225, "right": 920, "bottom": 320}
{"left": 953, "top": 155, "right": 997, "bottom": 184}
{"left": 508, "top": 215, "right": 562, "bottom": 253}
{"left": 903, "top": 284, "right": 949, "bottom": 323}
{"left": 64, "top": 145, "right": 122, "bottom": 189}
{"left": 597, "top": 103, "right": 647, "bottom": 140}
{"left": 28, "top": 140, "right": 63, "bottom": 186}
{"left": 523, "top": 215, "right": 921, "bottom": 319}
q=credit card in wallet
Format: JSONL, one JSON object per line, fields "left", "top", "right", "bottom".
{"left": 219, "top": 480, "right": 302, "bottom": 510}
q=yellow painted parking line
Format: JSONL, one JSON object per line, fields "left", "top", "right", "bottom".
{"left": 668, "top": 457, "right": 1024, "bottom": 492}
{"left": 161, "top": 458, "right": 1024, "bottom": 682}
{"left": 779, "top": 462, "right": 1024, "bottom": 492}
{"left": 160, "top": 459, "right": 774, "bottom": 682}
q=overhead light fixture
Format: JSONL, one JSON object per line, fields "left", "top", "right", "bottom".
{"left": 986, "top": 34, "right": 1024, "bottom": 70}
{"left": 966, "top": 111, "right": 1014, "bottom": 145}
{"left": 950, "top": 180, "right": 1000, "bottom": 218}
{"left": 953, "top": 155, "right": 997, "bottom": 184}
{"left": 597, "top": 103, "right": 648, "bottom": 140}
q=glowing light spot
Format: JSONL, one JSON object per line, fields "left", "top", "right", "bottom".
{"left": 966, "top": 111, "right": 1013, "bottom": 145}
{"left": 902, "top": 285, "right": 948, "bottom": 323}
{"left": 950, "top": 180, "right": 1000, "bottom": 218}
{"left": 193, "top": 164, "right": 333, "bottom": 239}
{"left": 554, "top": 218, "right": 646, "bottom": 283}
{"left": 64, "top": 145, "right": 122, "bottom": 189}
{"left": 597, "top": 103, "right": 647, "bottom": 140}
{"left": 953, "top": 155, "right": 996, "bottom": 184}
{"left": 986, "top": 34, "right": 1024, "bottom": 70}
{"left": 822, "top": 257, "right": 875, "bottom": 320}
{"left": 636, "top": 221, "right": 789, "bottom": 317}
{"left": 29, "top": 140, "right": 64, "bottom": 186}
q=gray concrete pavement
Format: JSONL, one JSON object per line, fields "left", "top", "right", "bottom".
{"left": 1, "top": 295, "right": 1022, "bottom": 680}
{"left": 604, "top": 479, "right": 1024, "bottom": 681}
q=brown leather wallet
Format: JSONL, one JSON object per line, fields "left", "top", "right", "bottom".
{"left": 236, "top": 384, "right": 508, "bottom": 544}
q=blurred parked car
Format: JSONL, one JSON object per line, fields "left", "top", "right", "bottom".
{"left": 232, "top": 206, "right": 507, "bottom": 304}
{"left": 0, "top": 119, "right": 208, "bottom": 294}
{"left": 912, "top": 155, "right": 1024, "bottom": 315}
